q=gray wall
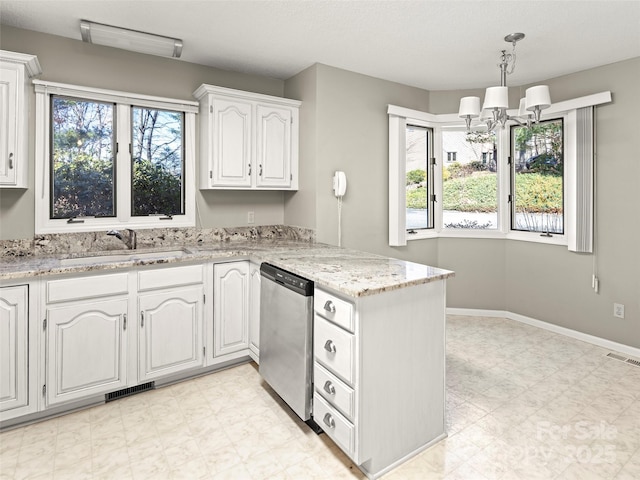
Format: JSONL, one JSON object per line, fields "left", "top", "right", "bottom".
{"left": 0, "top": 26, "right": 286, "bottom": 239}
{"left": 283, "top": 64, "right": 317, "bottom": 230}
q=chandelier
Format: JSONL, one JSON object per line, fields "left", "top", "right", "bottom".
{"left": 458, "top": 33, "right": 551, "bottom": 131}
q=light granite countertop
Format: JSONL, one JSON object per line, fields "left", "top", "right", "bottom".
{"left": 0, "top": 240, "right": 454, "bottom": 297}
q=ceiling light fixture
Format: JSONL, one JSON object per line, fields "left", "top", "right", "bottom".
{"left": 80, "top": 20, "right": 182, "bottom": 58}
{"left": 458, "top": 33, "right": 551, "bottom": 131}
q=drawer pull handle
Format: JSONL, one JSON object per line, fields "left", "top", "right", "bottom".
{"left": 323, "top": 413, "right": 335, "bottom": 429}
{"left": 323, "top": 381, "right": 336, "bottom": 395}
{"left": 8, "top": 153, "right": 14, "bottom": 169}
{"left": 324, "top": 300, "right": 336, "bottom": 313}
{"left": 324, "top": 339, "right": 336, "bottom": 353}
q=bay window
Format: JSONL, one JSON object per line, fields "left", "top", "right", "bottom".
{"left": 388, "top": 91, "right": 610, "bottom": 250}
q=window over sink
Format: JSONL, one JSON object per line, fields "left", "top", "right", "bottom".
{"left": 34, "top": 80, "right": 197, "bottom": 234}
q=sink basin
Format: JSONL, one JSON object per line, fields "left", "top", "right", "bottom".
{"left": 60, "top": 249, "right": 190, "bottom": 266}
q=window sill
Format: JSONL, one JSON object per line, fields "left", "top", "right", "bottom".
{"left": 404, "top": 229, "right": 568, "bottom": 246}
{"left": 406, "top": 230, "right": 438, "bottom": 241}
{"left": 35, "top": 217, "right": 195, "bottom": 235}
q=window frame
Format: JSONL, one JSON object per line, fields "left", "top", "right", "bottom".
{"left": 405, "top": 122, "right": 435, "bottom": 235}
{"left": 34, "top": 80, "right": 198, "bottom": 234}
{"left": 440, "top": 124, "right": 501, "bottom": 233}
{"left": 388, "top": 91, "right": 611, "bottom": 248}
{"left": 508, "top": 116, "right": 566, "bottom": 239}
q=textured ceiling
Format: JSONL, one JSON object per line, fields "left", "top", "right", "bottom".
{"left": 1, "top": 0, "right": 639, "bottom": 90}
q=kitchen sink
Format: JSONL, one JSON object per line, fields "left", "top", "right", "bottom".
{"left": 60, "top": 249, "right": 191, "bottom": 266}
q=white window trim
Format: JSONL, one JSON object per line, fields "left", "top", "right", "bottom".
{"left": 388, "top": 91, "right": 611, "bottom": 248}
{"left": 34, "top": 80, "right": 198, "bottom": 234}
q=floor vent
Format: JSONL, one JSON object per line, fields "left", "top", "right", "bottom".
{"left": 627, "top": 358, "right": 640, "bottom": 368}
{"left": 606, "top": 352, "right": 640, "bottom": 368}
{"left": 105, "top": 382, "right": 155, "bottom": 402}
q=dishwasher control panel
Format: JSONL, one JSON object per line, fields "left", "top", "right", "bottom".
{"left": 260, "top": 263, "right": 313, "bottom": 296}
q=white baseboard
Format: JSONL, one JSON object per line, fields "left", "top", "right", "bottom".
{"left": 446, "top": 307, "right": 640, "bottom": 359}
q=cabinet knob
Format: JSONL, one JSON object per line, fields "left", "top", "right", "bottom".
{"left": 8, "top": 153, "right": 13, "bottom": 169}
{"left": 323, "top": 413, "right": 335, "bottom": 429}
{"left": 324, "top": 300, "right": 336, "bottom": 314}
{"left": 323, "top": 381, "right": 336, "bottom": 395}
{"left": 324, "top": 339, "right": 336, "bottom": 354}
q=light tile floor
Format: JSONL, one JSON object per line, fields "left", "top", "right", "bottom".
{"left": 1, "top": 315, "right": 640, "bottom": 479}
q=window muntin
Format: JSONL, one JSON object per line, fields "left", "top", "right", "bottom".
{"left": 405, "top": 124, "right": 434, "bottom": 231}
{"left": 442, "top": 128, "right": 498, "bottom": 230}
{"left": 131, "top": 107, "right": 184, "bottom": 216}
{"left": 510, "top": 119, "right": 564, "bottom": 235}
{"left": 50, "top": 96, "right": 115, "bottom": 219}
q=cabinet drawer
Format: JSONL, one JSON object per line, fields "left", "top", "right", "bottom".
{"left": 46, "top": 273, "right": 129, "bottom": 303}
{"left": 314, "top": 393, "right": 355, "bottom": 458}
{"left": 314, "top": 289, "right": 354, "bottom": 332}
{"left": 314, "top": 315, "right": 355, "bottom": 385}
{"left": 138, "top": 264, "right": 204, "bottom": 291}
{"left": 314, "top": 362, "right": 355, "bottom": 421}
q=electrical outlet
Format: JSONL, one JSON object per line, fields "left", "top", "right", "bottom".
{"left": 247, "top": 211, "right": 255, "bottom": 224}
{"left": 614, "top": 303, "right": 625, "bottom": 319}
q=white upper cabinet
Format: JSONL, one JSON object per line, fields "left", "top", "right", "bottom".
{"left": 0, "top": 51, "right": 41, "bottom": 188}
{"left": 194, "top": 84, "right": 300, "bottom": 190}
{"left": 210, "top": 97, "right": 253, "bottom": 187}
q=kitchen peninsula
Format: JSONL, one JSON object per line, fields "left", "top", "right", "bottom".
{"left": 0, "top": 226, "right": 453, "bottom": 479}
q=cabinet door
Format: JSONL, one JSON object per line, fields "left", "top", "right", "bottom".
{"left": 248, "top": 263, "right": 261, "bottom": 361}
{"left": 46, "top": 298, "right": 128, "bottom": 406}
{"left": 214, "top": 262, "right": 249, "bottom": 356}
{"left": 138, "top": 286, "right": 204, "bottom": 382}
{"left": 0, "top": 66, "right": 19, "bottom": 186}
{"left": 211, "top": 97, "right": 253, "bottom": 187}
{"left": 256, "top": 104, "right": 292, "bottom": 188}
{"left": 0, "top": 286, "right": 28, "bottom": 412}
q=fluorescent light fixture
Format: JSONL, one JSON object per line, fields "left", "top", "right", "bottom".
{"left": 80, "top": 20, "right": 182, "bottom": 58}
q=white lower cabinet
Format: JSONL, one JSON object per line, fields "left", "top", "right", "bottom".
{"left": 0, "top": 285, "right": 29, "bottom": 413}
{"left": 138, "top": 286, "right": 204, "bottom": 381}
{"left": 248, "top": 262, "right": 261, "bottom": 362}
{"left": 46, "top": 298, "right": 128, "bottom": 406}
{"left": 313, "top": 283, "right": 446, "bottom": 479}
{"left": 39, "top": 264, "right": 205, "bottom": 410}
{"left": 213, "top": 262, "right": 249, "bottom": 357}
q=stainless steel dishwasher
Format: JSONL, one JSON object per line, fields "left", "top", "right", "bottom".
{"left": 259, "top": 263, "right": 314, "bottom": 421}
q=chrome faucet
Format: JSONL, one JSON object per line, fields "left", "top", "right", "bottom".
{"left": 106, "top": 229, "right": 137, "bottom": 250}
